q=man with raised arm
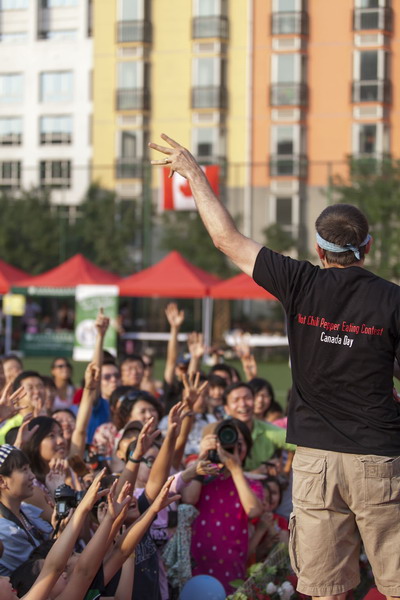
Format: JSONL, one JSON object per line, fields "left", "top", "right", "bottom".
{"left": 149, "top": 134, "right": 400, "bottom": 600}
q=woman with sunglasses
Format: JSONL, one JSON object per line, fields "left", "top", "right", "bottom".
{"left": 50, "top": 359, "right": 75, "bottom": 412}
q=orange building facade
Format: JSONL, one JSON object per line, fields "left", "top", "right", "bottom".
{"left": 251, "top": 0, "right": 399, "bottom": 254}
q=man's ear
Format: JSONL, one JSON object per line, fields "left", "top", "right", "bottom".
{"left": 0, "top": 476, "right": 8, "bottom": 490}
{"left": 364, "top": 237, "right": 373, "bottom": 255}
{"left": 315, "top": 243, "right": 325, "bottom": 260}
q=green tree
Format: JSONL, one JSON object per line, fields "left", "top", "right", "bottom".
{"left": 331, "top": 157, "right": 400, "bottom": 281}
{"left": 160, "top": 211, "right": 234, "bottom": 277}
{"left": 0, "top": 188, "right": 60, "bottom": 273}
{"left": 263, "top": 223, "right": 297, "bottom": 254}
{"left": 73, "top": 184, "right": 138, "bottom": 275}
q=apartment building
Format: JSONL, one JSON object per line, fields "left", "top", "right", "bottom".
{"left": 252, "top": 0, "right": 400, "bottom": 252}
{"left": 0, "top": 0, "right": 93, "bottom": 206}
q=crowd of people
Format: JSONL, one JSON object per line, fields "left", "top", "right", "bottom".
{"left": 0, "top": 303, "right": 295, "bottom": 600}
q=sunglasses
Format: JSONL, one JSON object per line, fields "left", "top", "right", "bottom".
{"left": 102, "top": 373, "right": 119, "bottom": 381}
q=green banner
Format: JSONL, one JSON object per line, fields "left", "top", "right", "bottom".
{"left": 20, "top": 331, "right": 74, "bottom": 357}
{"left": 73, "top": 285, "right": 119, "bottom": 361}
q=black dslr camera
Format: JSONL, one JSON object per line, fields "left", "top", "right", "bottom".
{"left": 208, "top": 420, "right": 238, "bottom": 464}
{"left": 54, "top": 484, "right": 86, "bottom": 519}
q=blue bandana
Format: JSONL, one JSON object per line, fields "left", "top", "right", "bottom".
{"left": 316, "top": 232, "right": 371, "bottom": 261}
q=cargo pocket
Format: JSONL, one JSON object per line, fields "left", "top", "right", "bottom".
{"left": 288, "top": 513, "right": 300, "bottom": 576}
{"left": 292, "top": 452, "right": 326, "bottom": 508}
{"left": 361, "top": 455, "right": 400, "bottom": 506}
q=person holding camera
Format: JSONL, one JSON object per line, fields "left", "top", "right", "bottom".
{"left": 181, "top": 418, "right": 263, "bottom": 594}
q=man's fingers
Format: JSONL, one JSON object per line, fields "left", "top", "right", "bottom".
{"left": 148, "top": 142, "right": 172, "bottom": 154}
{"left": 151, "top": 159, "right": 172, "bottom": 166}
{"left": 160, "top": 133, "right": 180, "bottom": 148}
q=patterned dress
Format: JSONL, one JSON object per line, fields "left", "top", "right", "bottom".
{"left": 191, "top": 473, "right": 262, "bottom": 593}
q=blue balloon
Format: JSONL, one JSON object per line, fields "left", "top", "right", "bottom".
{"left": 179, "top": 575, "right": 226, "bottom": 600}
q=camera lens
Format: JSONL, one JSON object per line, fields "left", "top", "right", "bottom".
{"left": 217, "top": 423, "right": 238, "bottom": 447}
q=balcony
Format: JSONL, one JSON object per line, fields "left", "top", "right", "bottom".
{"left": 271, "top": 11, "right": 308, "bottom": 35}
{"left": 270, "top": 83, "right": 308, "bottom": 106}
{"left": 116, "top": 88, "right": 150, "bottom": 111}
{"left": 352, "top": 80, "right": 391, "bottom": 103}
{"left": 353, "top": 7, "right": 392, "bottom": 31}
{"left": 191, "top": 86, "right": 228, "bottom": 109}
{"left": 269, "top": 154, "right": 308, "bottom": 178}
{"left": 192, "top": 16, "right": 229, "bottom": 39}
{"left": 117, "top": 20, "right": 152, "bottom": 43}
{"left": 350, "top": 153, "right": 392, "bottom": 176}
{"left": 115, "top": 159, "right": 143, "bottom": 179}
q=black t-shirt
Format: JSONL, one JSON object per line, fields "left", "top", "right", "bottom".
{"left": 132, "top": 491, "right": 160, "bottom": 600}
{"left": 253, "top": 247, "right": 400, "bottom": 455}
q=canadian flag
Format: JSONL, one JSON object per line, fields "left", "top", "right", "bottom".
{"left": 160, "top": 165, "right": 220, "bottom": 211}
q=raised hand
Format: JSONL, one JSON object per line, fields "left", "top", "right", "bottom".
{"left": 84, "top": 361, "right": 101, "bottom": 390}
{"left": 187, "top": 331, "right": 206, "bottom": 360}
{"left": 0, "top": 382, "right": 27, "bottom": 422}
{"left": 167, "top": 401, "right": 185, "bottom": 440}
{"left": 14, "top": 413, "right": 39, "bottom": 449}
{"left": 95, "top": 307, "right": 110, "bottom": 338}
{"left": 149, "top": 134, "right": 202, "bottom": 181}
{"left": 182, "top": 372, "right": 208, "bottom": 409}
{"left": 151, "top": 478, "right": 181, "bottom": 514}
{"left": 46, "top": 458, "right": 69, "bottom": 497}
{"left": 165, "top": 302, "right": 184, "bottom": 329}
{"left": 131, "top": 417, "right": 160, "bottom": 460}
{"left": 106, "top": 480, "right": 132, "bottom": 522}
{"left": 78, "top": 467, "right": 109, "bottom": 513}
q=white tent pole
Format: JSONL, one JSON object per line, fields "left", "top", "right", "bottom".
{"left": 202, "top": 296, "right": 213, "bottom": 350}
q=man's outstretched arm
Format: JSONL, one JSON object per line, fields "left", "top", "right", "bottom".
{"left": 149, "top": 133, "right": 262, "bottom": 277}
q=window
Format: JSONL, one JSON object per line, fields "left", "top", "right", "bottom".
{"left": 40, "top": 71, "right": 73, "bottom": 103}
{"left": 353, "top": 50, "right": 390, "bottom": 102}
{"left": 41, "top": 0, "right": 78, "bottom": 7}
{"left": 0, "top": 32, "right": 28, "bottom": 42}
{"left": 119, "top": 0, "right": 141, "bottom": 20}
{"left": 276, "top": 197, "right": 293, "bottom": 227}
{"left": 0, "top": 117, "right": 22, "bottom": 144}
{"left": 0, "top": 0, "right": 29, "bottom": 8}
{"left": 270, "top": 54, "right": 307, "bottom": 105}
{"left": 270, "top": 124, "right": 306, "bottom": 176}
{"left": 116, "top": 130, "right": 142, "bottom": 178}
{"left": 353, "top": 122, "right": 390, "bottom": 156}
{"left": 40, "top": 160, "right": 71, "bottom": 188}
{"left": 193, "top": 0, "right": 227, "bottom": 16}
{"left": 44, "top": 30, "right": 77, "bottom": 40}
{"left": 192, "top": 127, "right": 225, "bottom": 161}
{"left": 0, "top": 73, "right": 23, "bottom": 103}
{"left": 40, "top": 115, "right": 72, "bottom": 144}
{"left": 192, "top": 58, "right": 227, "bottom": 108}
{"left": 116, "top": 61, "right": 150, "bottom": 110}
{"left": 0, "top": 161, "right": 21, "bottom": 189}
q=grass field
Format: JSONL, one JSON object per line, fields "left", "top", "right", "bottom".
{"left": 23, "top": 355, "right": 293, "bottom": 409}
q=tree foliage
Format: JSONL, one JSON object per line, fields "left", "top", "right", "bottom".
{"left": 160, "top": 211, "right": 235, "bottom": 277}
{"left": 0, "top": 185, "right": 138, "bottom": 276}
{"left": 74, "top": 184, "right": 138, "bottom": 275}
{"left": 263, "top": 223, "right": 297, "bottom": 255}
{"left": 331, "top": 157, "right": 400, "bottom": 281}
{"left": 0, "top": 188, "right": 60, "bottom": 274}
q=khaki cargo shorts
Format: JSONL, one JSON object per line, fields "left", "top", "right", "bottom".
{"left": 289, "top": 446, "right": 400, "bottom": 597}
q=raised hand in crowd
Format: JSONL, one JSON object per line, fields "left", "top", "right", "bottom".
{"left": 187, "top": 331, "right": 206, "bottom": 374}
{"left": 235, "top": 335, "right": 258, "bottom": 380}
{"left": 0, "top": 382, "right": 27, "bottom": 422}
{"left": 182, "top": 371, "right": 208, "bottom": 410}
{"left": 164, "top": 302, "right": 185, "bottom": 386}
{"left": 165, "top": 302, "right": 184, "bottom": 330}
{"left": 68, "top": 361, "right": 100, "bottom": 459}
{"left": 94, "top": 307, "right": 110, "bottom": 339}
{"left": 14, "top": 413, "right": 39, "bottom": 449}
{"left": 45, "top": 458, "right": 69, "bottom": 498}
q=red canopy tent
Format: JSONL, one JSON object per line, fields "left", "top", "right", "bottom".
{"left": 119, "top": 251, "right": 220, "bottom": 298}
{"left": 210, "top": 272, "right": 277, "bottom": 300}
{"left": 13, "top": 254, "right": 121, "bottom": 296}
{"left": 0, "top": 260, "right": 28, "bottom": 295}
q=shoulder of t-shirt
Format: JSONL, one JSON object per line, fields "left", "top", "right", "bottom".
{"left": 253, "top": 246, "right": 317, "bottom": 301}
